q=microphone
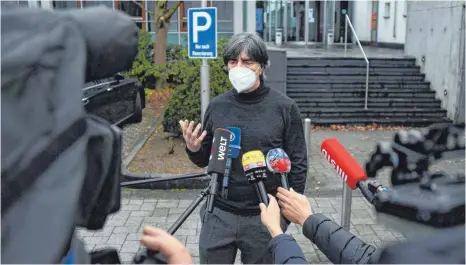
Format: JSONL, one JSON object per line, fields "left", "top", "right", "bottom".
{"left": 320, "top": 138, "right": 375, "bottom": 203}
{"left": 266, "top": 148, "right": 291, "bottom": 190}
{"left": 206, "top": 128, "right": 232, "bottom": 212}
{"left": 242, "top": 150, "right": 269, "bottom": 206}
{"left": 221, "top": 127, "right": 241, "bottom": 198}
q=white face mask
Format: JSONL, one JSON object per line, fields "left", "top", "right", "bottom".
{"left": 228, "top": 66, "right": 260, "bottom": 93}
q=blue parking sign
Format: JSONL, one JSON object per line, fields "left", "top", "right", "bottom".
{"left": 188, "top": 7, "right": 217, "bottom": 59}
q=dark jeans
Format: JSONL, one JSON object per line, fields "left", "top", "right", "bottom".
{"left": 199, "top": 203, "right": 289, "bottom": 264}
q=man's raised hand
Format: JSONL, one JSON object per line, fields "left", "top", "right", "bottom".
{"left": 179, "top": 120, "right": 207, "bottom": 152}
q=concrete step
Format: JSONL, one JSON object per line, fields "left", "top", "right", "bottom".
{"left": 287, "top": 90, "right": 436, "bottom": 98}
{"left": 294, "top": 98, "right": 442, "bottom": 108}
{"left": 287, "top": 66, "right": 421, "bottom": 75}
{"left": 287, "top": 79, "right": 428, "bottom": 85}
{"left": 287, "top": 58, "right": 417, "bottom": 68}
{"left": 287, "top": 74, "right": 426, "bottom": 82}
{"left": 287, "top": 87, "right": 433, "bottom": 93}
{"left": 298, "top": 102, "right": 442, "bottom": 109}
{"left": 287, "top": 83, "right": 431, "bottom": 89}
{"left": 299, "top": 108, "right": 447, "bottom": 118}
{"left": 304, "top": 117, "right": 451, "bottom": 126}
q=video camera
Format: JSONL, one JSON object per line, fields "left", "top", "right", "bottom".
{"left": 364, "top": 123, "right": 465, "bottom": 232}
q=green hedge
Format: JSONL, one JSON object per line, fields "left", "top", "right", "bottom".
{"left": 162, "top": 37, "right": 231, "bottom": 135}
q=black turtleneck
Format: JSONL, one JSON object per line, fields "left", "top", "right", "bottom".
{"left": 186, "top": 83, "right": 308, "bottom": 215}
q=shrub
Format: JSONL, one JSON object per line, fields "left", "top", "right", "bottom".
{"left": 125, "top": 30, "right": 185, "bottom": 88}
{"left": 125, "top": 30, "right": 155, "bottom": 87}
{"left": 163, "top": 37, "right": 231, "bottom": 135}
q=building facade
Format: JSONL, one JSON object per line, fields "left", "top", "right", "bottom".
{"left": 11, "top": 0, "right": 407, "bottom": 49}
{"left": 10, "top": 0, "right": 256, "bottom": 46}
{"left": 261, "top": 0, "right": 407, "bottom": 49}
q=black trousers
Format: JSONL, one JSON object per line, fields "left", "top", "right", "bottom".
{"left": 199, "top": 203, "right": 289, "bottom": 264}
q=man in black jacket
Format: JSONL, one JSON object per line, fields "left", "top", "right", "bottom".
{"left": 259, "top": 187, "right": 465, "bottom": 264}
{"left": 179, "top": 32, "right": 308, "bottom": 264}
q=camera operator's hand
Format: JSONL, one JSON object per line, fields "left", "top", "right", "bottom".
{"left": 141, "top": 226, "right": 193, "bottom": 264}
{"left": 277, "top": 187, "right": 313, "bottom": 226}
{"left": 259, "top": 194, "right": 284, "bottom": 238}
{"left": 179, "top": 120, "right": 207, "bottom": 152}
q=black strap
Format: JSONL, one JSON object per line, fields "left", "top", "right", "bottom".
{"left": 1, "top": 118, "right": 87, "bottom": 214}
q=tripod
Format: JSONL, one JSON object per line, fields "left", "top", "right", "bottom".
{"left": 120, "top": 173, "right": 212, "bottom": 264}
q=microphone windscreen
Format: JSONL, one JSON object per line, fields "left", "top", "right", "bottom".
{"left": 266, "top": 148, "right": 291, "bottom": 173}
{"left": 226, "top": 127, "right": 241, "bottom": 159}
{"left": 207, "top": 128, "right": 232, "bottom": 174}
{"left": 320, "top": 138, "right": 367, "bottom": 189}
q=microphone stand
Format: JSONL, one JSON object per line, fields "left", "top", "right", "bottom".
{"left": 132, "top": 186, "right": 211, "bottom": 264}
{"left": 121, "top": 172, "right": 208, "bottom": 187}
{"left": 120, "top": 173, "right": 212, "bottom": 264}
{"left": 207, "top": 173, "right": 218, "bottom": 213}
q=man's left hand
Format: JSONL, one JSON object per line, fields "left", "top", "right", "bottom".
{"left": 259, "top": 194, "right": 284, "bottom": 238}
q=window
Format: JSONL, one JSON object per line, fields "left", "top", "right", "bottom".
{"left": 179, "top": 1, "right": 203, "bottom": 32}
{"left": 118, "top": 0, "right": 146, "bottom": 30}
{"left": 52, "top": 1, "right": 78, "bottom": 9}
{"left": 146, "top": 0, "right": 179, "bottom": 33}
{"left": 2, "top": 0, "right": 29, "bottom": 8}
{"left": 82, "top": 0, "right": 113, "bottom": 8}
{"left": 211, "top": 0, "right": 233, "bottom": 33}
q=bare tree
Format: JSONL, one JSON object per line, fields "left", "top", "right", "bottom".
{"left": 132, "top": 0, "right": 181, "bottom": 88}
{"left": 153, "top": 1, "right": 181, "bottom": 65}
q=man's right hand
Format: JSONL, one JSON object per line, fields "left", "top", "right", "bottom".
{"left": 179, "top": 120, "right": 207, "bottom": 152}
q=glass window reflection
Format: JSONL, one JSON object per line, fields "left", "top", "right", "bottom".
{"left": 118, "top": 0, "right": 143, "bottom": 17}
{"left": 82, "top": 1, "right": 113, "bottom": 8}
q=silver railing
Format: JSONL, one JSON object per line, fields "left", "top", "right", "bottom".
{"left": 344, "top": 14, "right": 370, "bottom": 110}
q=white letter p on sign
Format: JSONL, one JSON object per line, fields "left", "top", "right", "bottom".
{"left": 193, "top": 11, "right": 211, "bottom": 43}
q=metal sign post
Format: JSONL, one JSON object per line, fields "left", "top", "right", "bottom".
{"left": 341, "top": 182, "right": 352, "bottom": 231}
{"left": 188, "top": 2, "right": 217, "bottom": 124}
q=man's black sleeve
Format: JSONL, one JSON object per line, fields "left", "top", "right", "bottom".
{"left": 283, "top": 103, "right": 308, "bottom": 194}
{"left": 302, "top": 213, "right": 380, "bottom": 264}
{"left": 185, "top": 104, "right": 214, "bottom": 168}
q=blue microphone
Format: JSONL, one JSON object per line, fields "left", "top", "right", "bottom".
{"left": 222, "top": 127, "right": 241, "bottom": 198}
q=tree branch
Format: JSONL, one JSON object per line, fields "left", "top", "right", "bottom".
{"left": 131, "top": 0, "right": 154, "bottom": 15}
{"left": 164, "top": 1, "right": 182, "bottom": 20}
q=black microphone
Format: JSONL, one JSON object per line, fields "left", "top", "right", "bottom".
{"left": 206, "top": 128, "right": 232, "bottom": 213}
{"left": 242, "top": 150, "right": 269, "bottom": 206}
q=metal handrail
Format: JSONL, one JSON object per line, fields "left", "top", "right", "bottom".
{"left": 344, "top": 14, "right": 370, "bottom": 110}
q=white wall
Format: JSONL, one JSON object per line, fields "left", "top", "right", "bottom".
{"left": 233, "top": 0, "right": 243, "bottom": 34}
{"left": 405, "top": 1, "right": 465, "bottom": 123}
{"left": 377, "top": 0, "right": 407, "bottom": 44}
{"left": 352, "top": 0, "right": 372, "bottom": 43}
{"left": 247, "top": 0, "right": 257, "bottom": 33}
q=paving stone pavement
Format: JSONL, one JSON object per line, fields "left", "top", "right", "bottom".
{"left": 77, "top": 190, "right": 408, "bottom": 264}
{"left": 77, "top": 129, "right": 464, "bottom": 264}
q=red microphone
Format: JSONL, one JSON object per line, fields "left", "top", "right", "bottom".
{"left": 320, "top": 138, "right": 367, "bottom": 189}
{"left": 320, "top": 138, "right": 377, "bottom": 204}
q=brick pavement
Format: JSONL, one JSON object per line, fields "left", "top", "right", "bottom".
{"left": 77, "top": 130, "right": 465, "bottom": 264}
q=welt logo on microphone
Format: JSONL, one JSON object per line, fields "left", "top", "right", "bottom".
{"left": 321, "top": 148, "right": 348, "bottom": 182}
{"left": 208, "top": 128, "right": 232, "bottom": 165}
{"left": 209, "top": 136, "right": 229, "bottom": 161}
